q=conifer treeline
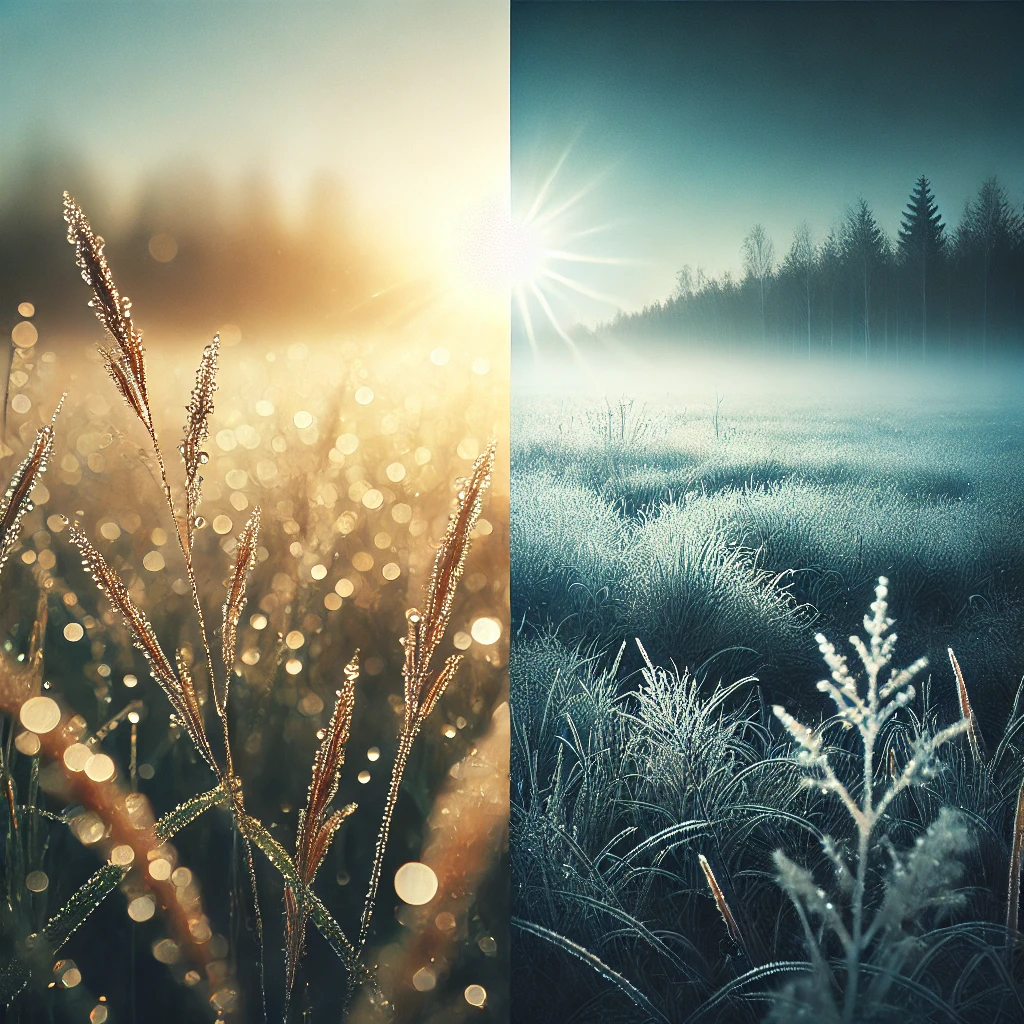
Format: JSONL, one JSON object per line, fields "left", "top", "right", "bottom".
{"left": 597, "top": 176, "right": 1024, "bottom": 362}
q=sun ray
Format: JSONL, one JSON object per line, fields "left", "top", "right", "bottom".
{"left": 514, "top": 284, "right": 540, "bottom": 360}
{"left": 524, "top": 142, "right": 574, "bottom": 223}
{"left": 544, "top": 250, "right": 640, "bottom": 266}
{"left": 539, "top": 267, "right": 625, "bottom": 308}
{"left": 530, "top": 177, "right": 603, "bottom": 231}
{"left": 529, "top": 281, "right": 583, "bottom": 362}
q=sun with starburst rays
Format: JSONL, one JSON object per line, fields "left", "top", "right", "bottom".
{"left": 437, "top": 146, "right": 628, "bottom": 364}
{"left": 507, "top": 149, "right": 629, "bottom": 361}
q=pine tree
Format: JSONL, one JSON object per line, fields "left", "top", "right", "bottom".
{"left": 898, "top": 175, "right": 945, "bottom": 357}
{"left": 954, "top": 177, "right": 1021, "bottom": 363}
{"left": 843, "top": 199, "right": 887, "bottom": 359}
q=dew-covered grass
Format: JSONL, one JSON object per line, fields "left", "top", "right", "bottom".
{"left": 1, "top": 327, "right": 509, "bottom": 1023}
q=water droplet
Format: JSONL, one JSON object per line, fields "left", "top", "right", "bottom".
{"left": 20, "top": 696, "right": 61, "bottom": 734}
{"left": 464, "top": 984, "right": 486, "bottom": 1008}
{"left": 471, "top": 617, "right": 502, "bottom": 645}
{"left": 26, "top": 870, "right": 49, "bottom": 892}
{"left": 128, "top": 895, "right": 156, "bottom": 922}
{"left": 394, "top": 862, "right": 438, "bottom": 905}
{"left": 413, "top": 967, "right": 436, "bottom": 991}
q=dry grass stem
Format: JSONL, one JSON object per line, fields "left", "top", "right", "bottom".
{"left": 64, "top": 522, "right": 219, "bottom": 778}
{"left": 0, "top": 400, "right": 62, "bottom": 578}
{"left": 181, "top": 334, "right": 220, "bottom": 551}
{"left": 948, "top": 647, "right": 984, "bottom": 763}
{"left": 221, "top": 507, "right": 261, "bottom": 691}
{"left": 63, "top": 193, "right": 152, "bottom": 432}
{"left": 699, "top": 853, "right": 746, "bottom": 955}
{"left": 285, "top": 653, "right": 361, "bottom": 1000}
{"left": 358, "top": 440, "right": 495, "bottom": 949}
{"left": 1008, "top": 775, "right": 1024, "bottom": 933}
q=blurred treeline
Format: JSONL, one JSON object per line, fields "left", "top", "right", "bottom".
{"left": 1, "top": 143, "right": 423, "bottom": 345}
{"left": 592, "top": 175, "right": 1024, "bottom": 363}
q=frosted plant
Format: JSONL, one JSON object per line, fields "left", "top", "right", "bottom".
{"left": 771, "top": 577, "right": 971, "bottom": 1024}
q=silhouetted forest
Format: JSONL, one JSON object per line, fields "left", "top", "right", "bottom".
{"left": 589, "top": 176, "right": 1024, "bottom": 363}
{"left": 1, "top": 144, "right": 422, "bottom": 346}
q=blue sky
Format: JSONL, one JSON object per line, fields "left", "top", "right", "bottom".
{"left": 512, "top": 1, "right": 1024, "bottom": 323}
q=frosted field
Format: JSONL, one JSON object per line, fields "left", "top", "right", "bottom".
{"left": 511, "top": 379, "right": 1024, "bottom": 1023}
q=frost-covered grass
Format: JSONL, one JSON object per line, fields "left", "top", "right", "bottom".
{"left": 512, "top": 388, "right": 1024, "bottom": 1022}
{"left": 513, "top": 392, "right": 1024, "bottom": 714}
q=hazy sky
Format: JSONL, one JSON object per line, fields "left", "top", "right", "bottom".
{"left": 512, "top": 1, "right": 1024, "bottom": 324}
{"left": 1, "top": 0, "right": 508, "bottom": 269}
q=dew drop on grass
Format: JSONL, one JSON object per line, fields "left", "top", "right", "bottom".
{"left": 152, "top": 939, "right": 179, "bottom": 963}
{"left": 64, "top": 623, "right": 85, "bottom": 642}
{"left": 99, "top": 520, "right": 121, "bottom": 541}
{"left": 71, "top": 812, "right": 105, "bottom": 845}
{"left": 64, "top": 743, "right": 91, "bottom": 772}
{"left": 12, "top": 321, "right": 37, "bottom": 348}
{"left": 128, "top": 895, "right": 156, "bottom": 922}
{"left": 394, "top": 862, "right": 438, "bottom": 905}
{"left": 84, "top": 753, "right": 115, "bottom": 782}
{"left": 149, "top": 859, "right": 172, "bottom": 881}
{"left": 464, "top": 984, "right": 487, "bottom": 1008}
{"left": 110, "top": 845, "right": 135, "bottom": 866}
{"left": 25, "top": 870, "right": 49, "bottom": 892}
{"left": 470, "top": 617, "right": 502, "bottom": 645}
{"left": 357, "top": 770, "right": 371, "bottom": 785}
{"left": 15, "top": 730, "right": 40, "bottom": 755}
{"left": 352, "top": 552, "right": 374, "bottom": 572}
{"left": 142, "top": 550, "right": 165, "bottom": 572}
{"left": 412, "top": 967, "right": 436, "bottom": 991}
{"left": 20, "top": 695, "right": 61, "bottom": 734}
{"left": 336, "top": 432, "right": 359, "bottom": 454}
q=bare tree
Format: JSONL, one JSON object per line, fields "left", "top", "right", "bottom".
{"left": 742, "top": 223, "right": 775, "bottom": 352}
{"left": 784, "top": 222, "right": 814, "bottom": 357}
